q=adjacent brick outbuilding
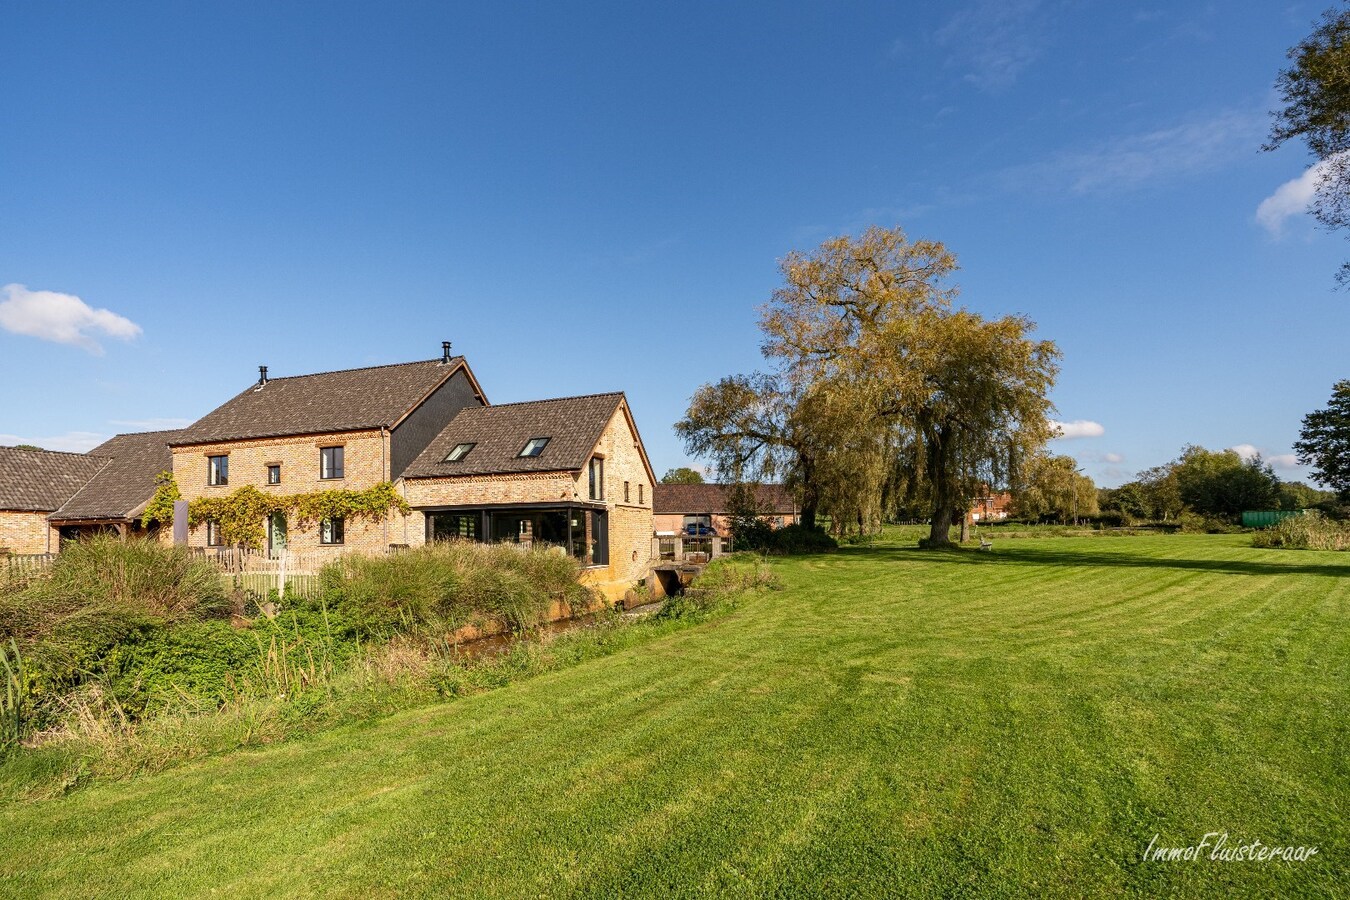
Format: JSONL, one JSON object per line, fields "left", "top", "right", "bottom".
{"left": 652, "top": 482, "right": 799, "bottom": 537}
{"left": 48, "top": 429, "right": 185, "bottom": 544}
{"left": 0, "top": 446, "right": 110, "bottom": 554}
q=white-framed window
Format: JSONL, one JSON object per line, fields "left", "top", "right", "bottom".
{"left": 320, "top": 446, "right": 344, "bottom": 480}
{"left": 266, "top": 464, "right": 281, "bottom": 485}
{"left": 207, "top": 455, "right": 229, "bottom": 486}
{"left": 320, "top": 517, "right": 345, "bottom": 545}
{"left": 205, "top": 519, "right": 223, "bottom": 547}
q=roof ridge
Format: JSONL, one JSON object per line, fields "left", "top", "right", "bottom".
{"left": 106, "top": 428, "right": 186, "bottom": 440}
{"left": 0, "top": 445, "right": 110, "bottom": 461}
{"left": 474, "top": 391, "right": 625, "bottom": 411}
{"left": 251, "top": 356, "right": 462, "bottom": 384}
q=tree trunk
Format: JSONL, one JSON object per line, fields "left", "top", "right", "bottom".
{"left": 799, "top": 451, "right": 820, "bottom": 531}
{"left": 959, "top": 514, "right": 969, "bottom": 543}
{"left": 927, "top": 501, "right": 955, "bottom": 545}
{"left": 924, "top": 422, "right": 957, "bottom": 546}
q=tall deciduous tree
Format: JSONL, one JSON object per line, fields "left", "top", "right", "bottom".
{"left": 896, "top": 310, "right": 1059, "bottom": 544}
{"left": 679, "top": 226, "right": 1061, "bottom": 546}
{"left": 660, "top": 467, "right": 705, "bottom": 484}
{"left": 1267, "top": 4, "right": 1350, "bottom": 283}
{"left": 1294, "top": 378, "right": 1350, "bottom": 499}
{"left": 676, "top": 372, "right": 827, "bottom": 529}
{"left": 1011, "top": 454, "right": 1098, "bottom": 523}
{"left": 1172, "top": 446, "right": 1281, "bottom": 520}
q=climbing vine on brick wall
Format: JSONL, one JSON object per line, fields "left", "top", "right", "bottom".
{"left": 140, "top": 471, "right": 181, "bottom": 528}
{"left": 140, "top": 474, "right": 410, "bottom": 550}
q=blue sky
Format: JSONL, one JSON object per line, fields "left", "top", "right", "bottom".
{"left": 2, "top": 1, "right": 1346, "bottom": 488}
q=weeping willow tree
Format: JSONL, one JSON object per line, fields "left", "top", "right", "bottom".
{"left": 891, "top": 309, "right": 1060, "bottom": 545}
{"left": 676, "top": 372, "right": 825, "bottom": 528}
{"left": 679, "top": 226, "right": 1060, "bottom": 546}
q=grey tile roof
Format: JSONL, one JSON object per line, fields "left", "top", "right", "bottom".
{"left": 50, "top": 430, "right": 184, "bottom": 522}
{"left": 173, "top": 358, "right": 472, "bottom": 446}
{"left": 653, "top": 483, "right": 797, "bottom": 515}
{"left": 402, "top": 393, "right": 625, "bottom": 479}
{"left": 0, "top": 446, "right": 110, "bottom": 512}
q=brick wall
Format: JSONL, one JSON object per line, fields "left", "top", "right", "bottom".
{"left": 172, "top": 429, "right": 401, "bottom": 553}
{"left": 583, "top": 405, "right": 654, "bottom": 589}
{"left": 401, "top": 403, "right": 655, "bottom": 598}
{"left": 0, "top": 510, "right": 54, "bottom": 554}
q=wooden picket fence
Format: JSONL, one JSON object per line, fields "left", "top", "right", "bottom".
{"left": 190, "top": 548, "right": 340, "bottom": 601}
{"left": 0, "top": 546, "right": 364, "bottom": 603}
{"left": 0, "top": 553, "right": 56, "bottom": 589}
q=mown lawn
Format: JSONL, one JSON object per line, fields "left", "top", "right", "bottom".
{"left": 1, "top": 534, "right": 1345, "bottom": 898}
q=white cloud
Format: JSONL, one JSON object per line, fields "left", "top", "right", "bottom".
{"left": 1004, "top": 109, "right": 1264, "bottom": 195}
{"left": 1050, "top": 420, "right": 1105, "bottom": 439}
{"left": 1255, "top": 160, "right": 1330, "bottom": 236}
{"left": 0, "top": 284, "right": 142, "bottom": 354}
{"left": 0, "top": 431, "right": 107, "bottom": 453}
{"left": 935, "top": 0, "right": 1047, "bottom": 93}
{"left": 1231, "top": 444, "right": 1302, "bottom": 471}
{"left": 1103, "top": 452, "right": 1125, "bottom": 464}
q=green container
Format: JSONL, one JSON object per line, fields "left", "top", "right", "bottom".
{"left": 1241, "top": 509, "right": 1303, "bottom": 529}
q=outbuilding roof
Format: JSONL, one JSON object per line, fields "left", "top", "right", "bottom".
{"left": 402, "top": 393, "right": 628, "bottom": 478}
{"left": 50, "top": 430, "right": 183, "bottom": 523}
{"left": 652, "top": 483, "right": 797, "bottom": 516}
{"left": 0, "top": 446, "right": 110, "bottom": 512}
{"left": 172, "top": 357, "right": 480, "bottom": 446}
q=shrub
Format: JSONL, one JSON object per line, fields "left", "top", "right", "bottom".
{"left": 0, "top": 537, "right": 232, "bottom": 704}
{"left": 1176, "top": 512, "right": 1243, "bottom": 534}
{"left": 100, "top": 622, "right": 257, "bottom": 716}
{"left": 1252, "top": 511, "right": 1350, "bottom": 550}
{"left": 659, "top": 555, "right": 782, "bottom": 619}
{"left": 320, "top": 541, "right": 590, "bottom": 637}
{"left": 765, "top": 524, "right": 838, "bottom": 555}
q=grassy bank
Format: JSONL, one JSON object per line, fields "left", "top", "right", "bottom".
{"left": 2, "top": 533, "right": 1346, "bottom": 897}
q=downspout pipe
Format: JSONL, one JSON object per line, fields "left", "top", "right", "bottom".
{"left": 381, "top": 425, "right": 389, "bottom": 547}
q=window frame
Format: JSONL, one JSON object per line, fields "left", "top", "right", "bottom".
{"left": 624, "top": 480, "right": 630, "bottom": 503}
{"left": 320, "top": 516, "right": 345, "bottom": 545}
{"left": 638, "top": 483, "right": 644, "bottom": 504}
{"left": 518, "top": 437, "right": 550, "bottom": 458}
{"left": 320, "top": 445, "right": 345, "bottom": 480}
{"left": 205, "top": 519, "right": 223, "bottom": 547}
{"left": 588, "top": 457, "right": 604, "bottom": 500}
{"left": 266, "top": 463, "right": 281, "bottom": 485}
{"left": 207, "top": 454, "right": 229, "bottom": 487}
{"left": 444, "top": 442, "right": 476, "bottom": 462}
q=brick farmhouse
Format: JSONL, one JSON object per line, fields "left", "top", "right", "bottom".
{"left": 1, "top": 346, "right": 660, "bottom": 599}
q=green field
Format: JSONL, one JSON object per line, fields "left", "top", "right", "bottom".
{"left": 2, "top": 533, "right": 1345, "bottom": 898}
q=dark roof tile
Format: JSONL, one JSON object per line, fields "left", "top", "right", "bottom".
{"left": 51, "top": 430, "right": 184, "bottom": 522}
{"left": 652, "top": 483, "right": 797, "bottom": 515}
{"left": 173, "top": 358, "right": 472, "bottom": 445}
{"left": 0, "top": 446, "right": 110, "bottom": 512}
{"left": 402, "top": 393, "right": 625, "bottom": 478}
